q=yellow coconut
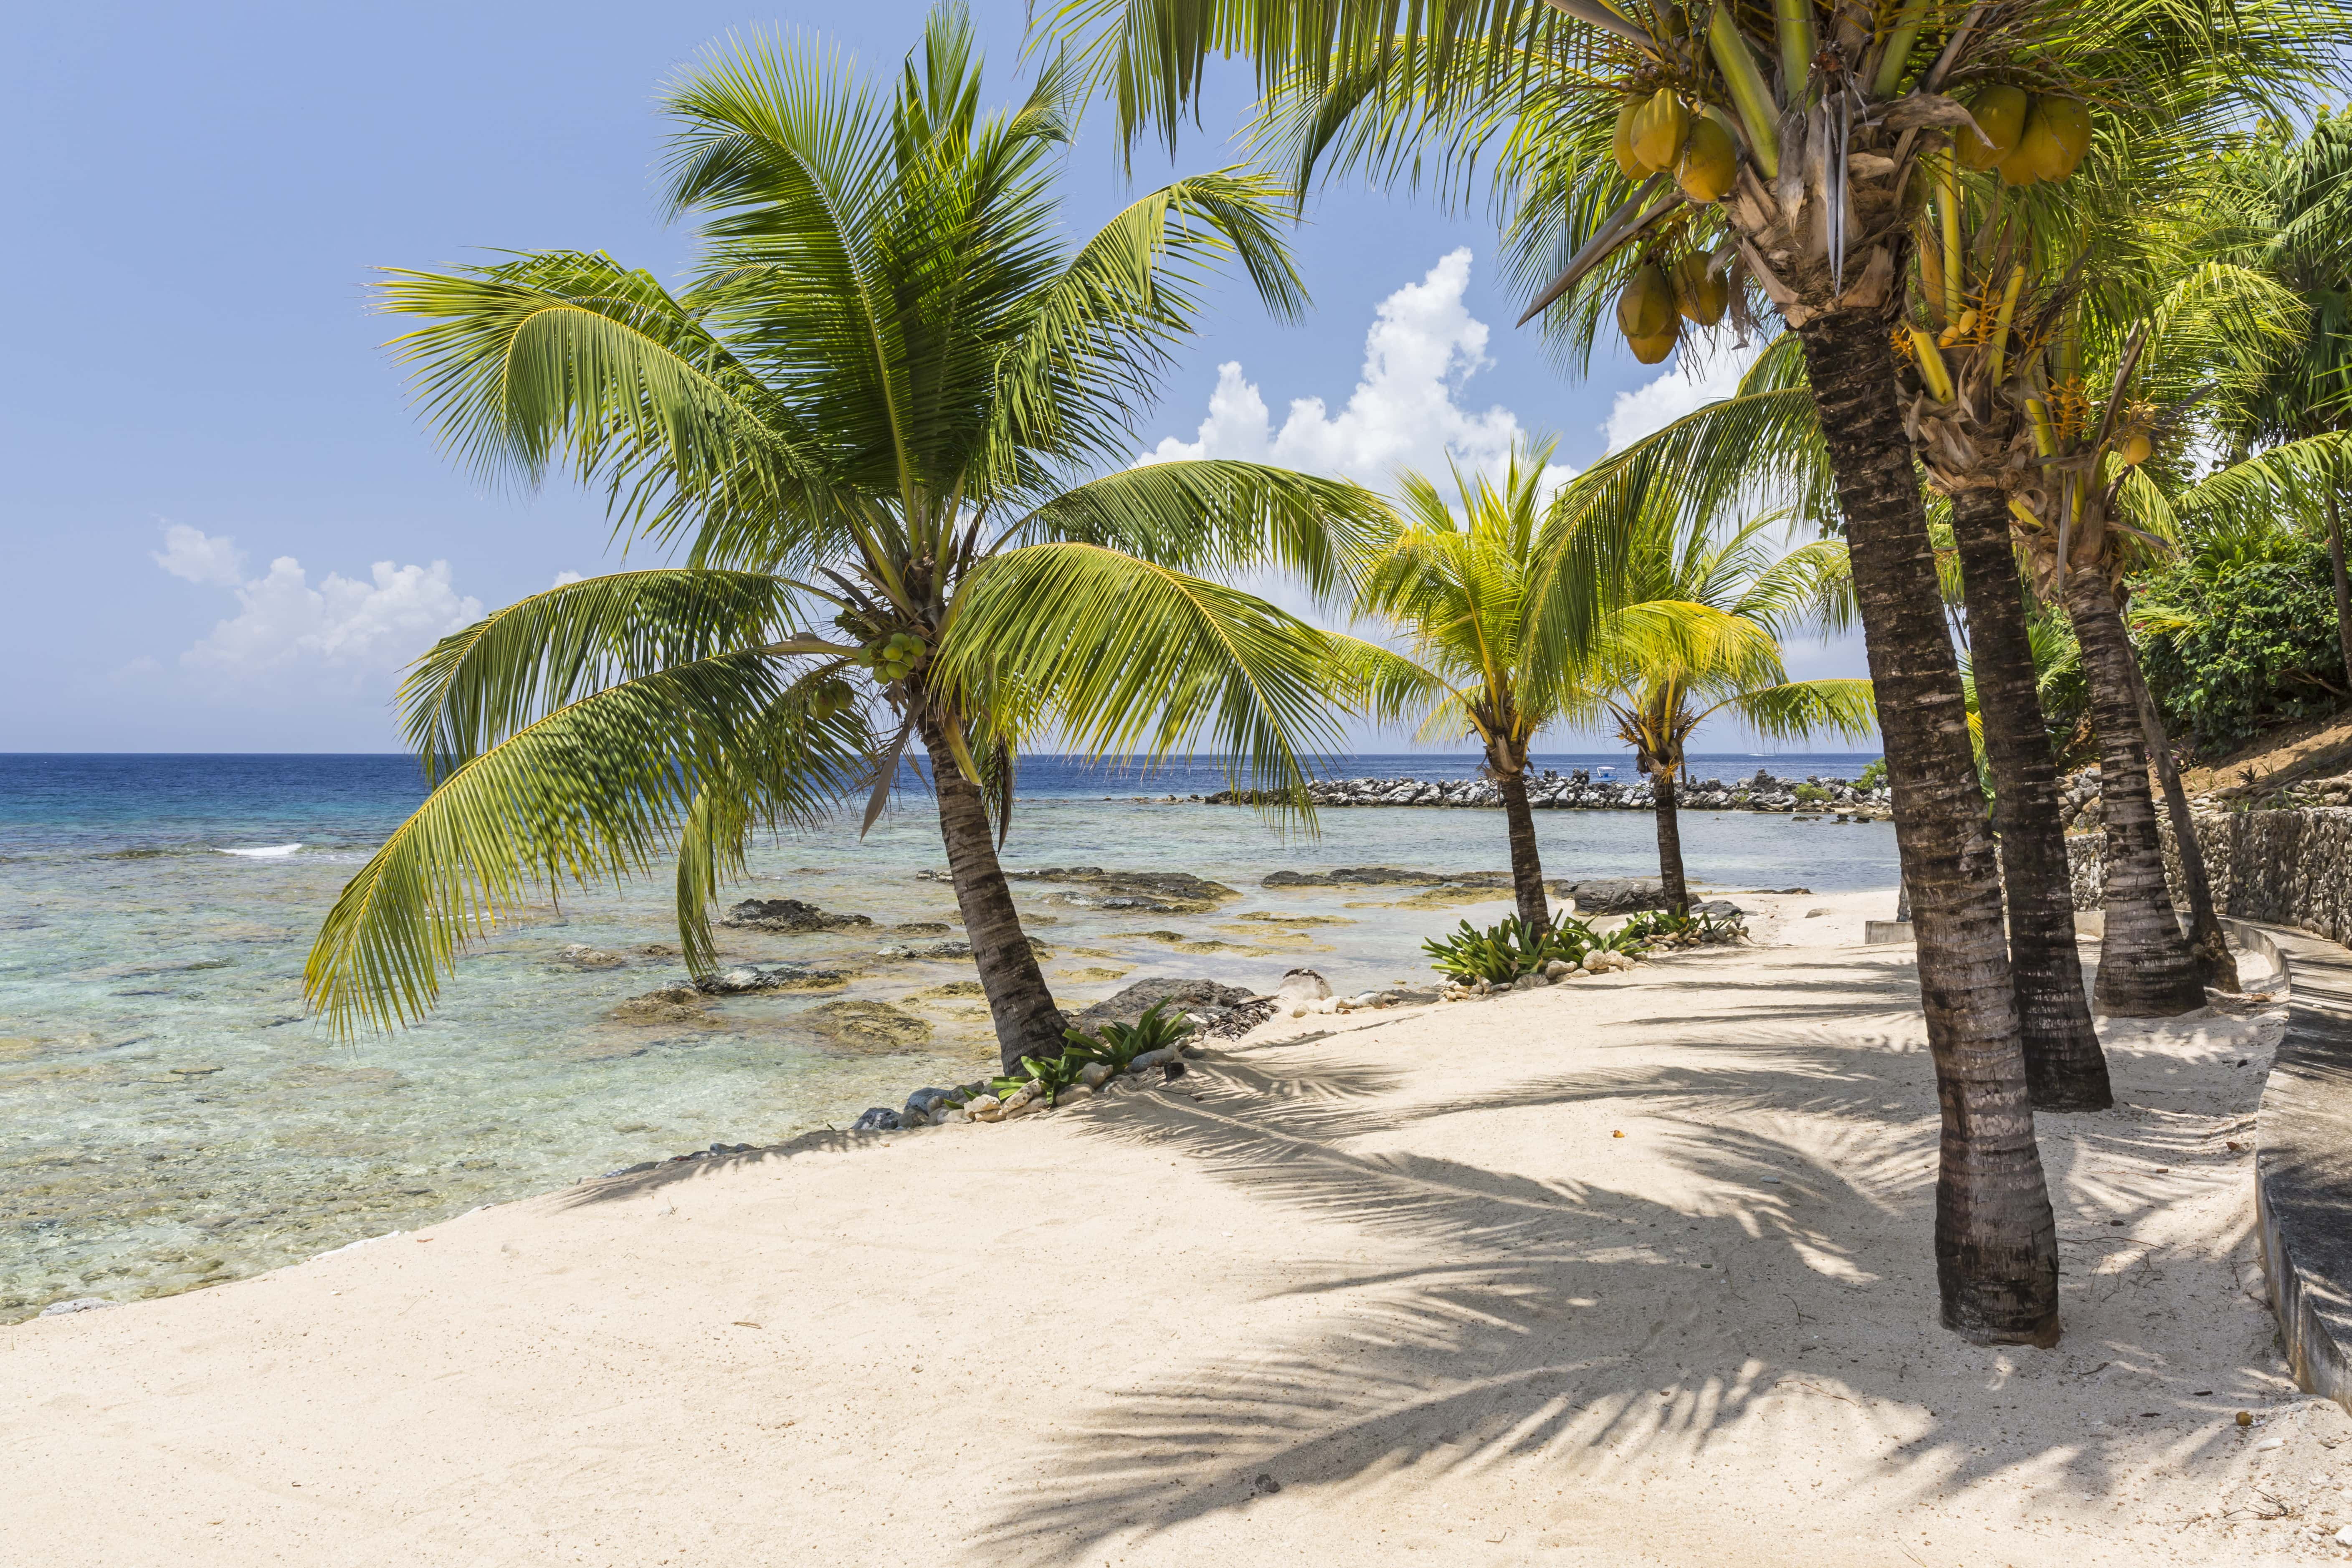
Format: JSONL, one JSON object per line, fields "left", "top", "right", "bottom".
{"left": 1676, "top": 117, "right": 1739, "bottom": 203}
{"left": 1995, "top": 140, "right": 2041, "bottom": 187}
{"left": 1613, "top": 99, "right": 1652, "bottom": 181}
{"left": 2119, "top": 430, "right": 2155, "bottom": 466}
{"left": 2019, "top": 96, "right": 2092, "bottom": 182}
{"left": 1628, "top": 326, "right": 1680, "bottom": 365}
{"left": 1617, "top": 263, "right": 1676, "bottom": 341}
{"left": 1630, "top": 89, "right": 1691, "bottom": 175}
{"left": 1671, "top": 252, "right": 1727, "bottom": 325}
{"left": 1955, "top": 85, "right": 2030, "bottom": 171}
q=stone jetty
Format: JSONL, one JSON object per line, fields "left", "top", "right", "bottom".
{"left": 1203, "top": 768, "right": 1889, "bottom": 817}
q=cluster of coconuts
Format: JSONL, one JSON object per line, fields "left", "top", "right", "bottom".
{"left": 1955, "top": 87, "right": 2091, "bottom": 183}
{"left": 1615, "top": 252, "right": 1728, "bottom": 365}
{"left": 808, "top": 677, "right": 857, "bottom": 720}
{"left": 856, "top": 630, "right": 927, "bottom": 684}
{"left": 1613, "top": 88, "right": 1739, "bottom": 204}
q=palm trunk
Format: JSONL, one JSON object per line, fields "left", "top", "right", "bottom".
{"left": 1795, "top": 310, "right": 2058, "bottom": 1346}
{"left": 1652, "top": 772, "right": 1689, "bottom": 918}
{"left": 2120, "top": 646, "right": 2238, "bottom": 990}
{"left": 1495, "top": 768, "right": 1550, "bottom": 936}
{"left": 1946, "top": 487, "right": 2109, "bottom": 1111}
{"left": 2327, "top": 486, "right": 2352, "bottom": 688}
{"left": 2062, "top": 572, "right": 2206, "bottom": 1017}
{"left": 913, "top": 709, "right": 1067, "bottom": 1073}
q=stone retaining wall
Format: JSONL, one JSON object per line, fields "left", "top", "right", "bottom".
{"left": 2068, "top": 808, "right": 2352, "bottom": 947}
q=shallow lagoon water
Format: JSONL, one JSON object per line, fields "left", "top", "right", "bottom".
{"left": 0, "top": 752, "right": 1893, "bottom": 1320}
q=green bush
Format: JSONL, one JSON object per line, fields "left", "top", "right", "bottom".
{"left": 1792, "top": 783, "right": 1830, "bottom": 804}
{"left": 1062, "top": 1000, "right": 1193, "bottom": 1073}
{"left": 1423, "top": 913, "right": 1643, "bottom": 983}
{"left": 2136, "top": 542, "right": 2349, "bottom": 752}
{"left": 1615, "top": 908, "right": 1745, "bottom": 948}
{"left": 1856, "top": 759, "right": 1887, "bottom": 791}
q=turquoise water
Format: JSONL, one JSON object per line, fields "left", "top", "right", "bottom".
{"left": 0, "top": 753, "right": 1894, "bottom": 1321}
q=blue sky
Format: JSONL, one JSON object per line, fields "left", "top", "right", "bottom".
{"left": 3, "top": 0, "right": 1869, "bottom": 753}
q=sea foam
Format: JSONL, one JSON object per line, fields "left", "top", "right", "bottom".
{"left": 220, "top": 843, "right": 303, "bottom": 858}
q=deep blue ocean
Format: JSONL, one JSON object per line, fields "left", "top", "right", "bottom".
{"left": 0, "top": 750, "right": 1891, "bottom": 1324}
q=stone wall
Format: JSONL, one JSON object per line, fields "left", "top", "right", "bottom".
{"left": 2068, "top": 808, "right": 2352, "bottom": 947}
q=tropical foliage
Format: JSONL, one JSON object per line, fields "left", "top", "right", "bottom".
{"left": 306, "top": 14, "right": 1391, "bottom": 1074}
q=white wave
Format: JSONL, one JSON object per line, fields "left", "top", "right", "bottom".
{"left": 219, "top": 843, "right": 303, "bottom": 859}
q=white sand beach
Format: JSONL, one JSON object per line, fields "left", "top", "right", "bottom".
{"left": 5, "top": 891, "right": 2336, "bottom": 1567}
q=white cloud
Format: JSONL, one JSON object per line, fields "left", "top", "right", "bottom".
{"left": 152, "top": 523, "right": 247, "bottom": 588}
{"left": 1599, "top": 341, "right": 1764, "bottom": 453}
{"left": 552, "top": 570, "right": 585, "bottom": 588}
{"left": 178, "top": 557, "right": 483, "bottom": 679}
{"left": 1142, "top": 249, "right": 1539, "bottom": 486}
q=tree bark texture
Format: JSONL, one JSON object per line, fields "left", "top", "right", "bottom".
{"left": 915, "top": 710, "right": 1068, "bottom": 1073}
{"left": 2062, "top": 574, "right": 2207, "bottom": 1017}
{"left": 1496, "top": 768, "right": 1551, "bottom": 936}
{"left": 2328, "top": 488, "right": 2352, "bottom": 689}
{"left": 1796, "top": 310, "right": 2059, "bottom": 1346}
{"left": 2120, "top": 647, "right": 2239, "bottom": 991}
{"left": 1945, "top": 487, "right": 2110, "bottom": 1111}
{"left": 1652, "top": 773, "right": 1690, "bottom": 918}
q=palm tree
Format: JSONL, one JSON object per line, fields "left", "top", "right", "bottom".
{"left": 1352, "top": 446, "right": 1577, "bottom": 935}
{"left": 1588, "top": 512, "right": 1874, "bottom": 917}
{"left": 302, "top": 15, "right": 1389, "bottom": 1074}
{"left": 1348, "top": 441, "right": 1723, "bottom": 935}
{"left": 2210, "top": 111, "right": 2352, "bottom": 681}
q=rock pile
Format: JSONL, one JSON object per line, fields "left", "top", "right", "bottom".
{"left": 1208, "top": 768, "right": 1888, "bottom": 816}
{"left": 916, "top": 865, "right": 1241, "bottom": 914}
{"left": 721, "top": 898, "right": 874, "bottom": 933}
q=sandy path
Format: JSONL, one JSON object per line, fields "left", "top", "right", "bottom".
{"left": 4, "top": 921, "right": 2339, "bottom": 1566}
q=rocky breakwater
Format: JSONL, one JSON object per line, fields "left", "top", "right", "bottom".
{"left": 1206, "top": 768, "right": 1889, "bottom": 818}
{"left": 1263, "top": 865, "right": 1690, "bottom": 914}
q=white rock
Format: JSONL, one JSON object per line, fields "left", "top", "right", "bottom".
{"left": 1076, "top": 1061, "right": 1112, "bottom": 1089}
{"left": 1273, "top": 968, "right": 1332, "bottom": 1003}
{"left": 1129, "top": 1046, "right": 1179, "bottom": 1073}
{"left": 2334, "top": 1525, "right": 2352, "bottom": 1547}
{"left": 967, "top": 1093, "right": 1002, "bottom": 1115}
{"left": 936, "top": 1107, "right": 970, "bottom": 1124}
{"left": 2257, "top": 1437, "right": 2286, "bottom": 1451}
{"left": 1001, "top": 1096, "right": 1043, "bottom": 1120}
{"left": 1002, "top": 1081, "right": 1040, "bottom": 1110}
{"left": 1349, "top": 991, "right": 1381, "bottom": 1007}
{"left": 1542, "top": 960, "right": 1574, "bottom": 980}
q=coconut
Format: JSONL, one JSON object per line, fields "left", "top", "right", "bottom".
{"left": 1613, "top": 98, "right": 1652, "bottom": 181}
{"left": 1955, "top": 85, "right": 2029, "bottom": 171}
{"left": 1630, "top": 89, "right": 1690, "bottom": 175}
{"left": 1628, "top": 326, "right": 1679, "bottom": 365}
{"left": 2119, "top": 430, "right": 2154, "bottom": 466}
{"left": 1995, "top": 141, "right": 2041, "bottom": 187}
{"left": 1675, "top": 117, "right": 1738, "bottom": 203}
{"left": 2019, "top": 96, "right": 2092, "bottom": 182}
{"left": 1616, "top": 263, "right": 1676, "bottom": 341}
{"left": 1671, "top": 252, "right": 1727, "bottom": 325}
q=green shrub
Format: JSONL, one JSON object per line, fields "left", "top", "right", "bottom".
{"left": 1615, "top": 908, "right": 1745, "bottom": 948}
{"left": 1792, "top": 783, "right": 1830, "bottom": 804}
{"left": 1856, "top": 759, "right": 1887, "bottom": 791}
{"left": 1423, "top": 913, "right": 1640, "bottom": 982}
{"left": 1063, "top": 1000, "right": 1193, "bottom": 1073}
{"left": 2136, "top": 542, "right": 2349, "bottom": 752}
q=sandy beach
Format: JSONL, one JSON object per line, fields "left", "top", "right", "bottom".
{"left": 5, "top": 889, "right": 2336, "bottom": 1566}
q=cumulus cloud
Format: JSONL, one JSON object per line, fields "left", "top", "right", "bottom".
{"left": 1142, "top": 249, "right": 1539, "bottom": 485}
{"left": 152, "top": 524, "right": 247, "bottom": 588}
{"left": 1599, "top": 341, "right": 1764, "bottom": 453}
{"left": 175, "top": 556, "right": 484, "bottom": 680}
{"left": 552, "top": 570, "right": 585, "bottom": 588}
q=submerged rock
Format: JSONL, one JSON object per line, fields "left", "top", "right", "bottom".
{"left": 693, "top": 963, "right": 848, "bottom": 996}
{"left": 801, "top": 1000, "right": 933, "bottom": 1053}
{"left": 721, "top": 898, "right": 875, "bottom": 934}
{"left": 553, "top": 944, "right": 627, "bottom": 969}
{"left": 610, "top": 985, "right": 716, "bottom": 1024}
{"left": 849, "top": 1107, "right": 903, "bottom": 1132}
{"left": 1009, "top": 867, "right": 1241, "bottom": 913}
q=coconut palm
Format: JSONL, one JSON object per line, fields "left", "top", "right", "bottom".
{"left": 1347, "top": 440, "right": 1731, "bottom": 935}
{"left": 302, "top": 15, "right": 1391, "bottom": 1073}
{"left": 1587, "top": 511, "right": 1873, "bottom": 917}
{"left": 2209, "top": 111, "right": 2352, "bottom": 680}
